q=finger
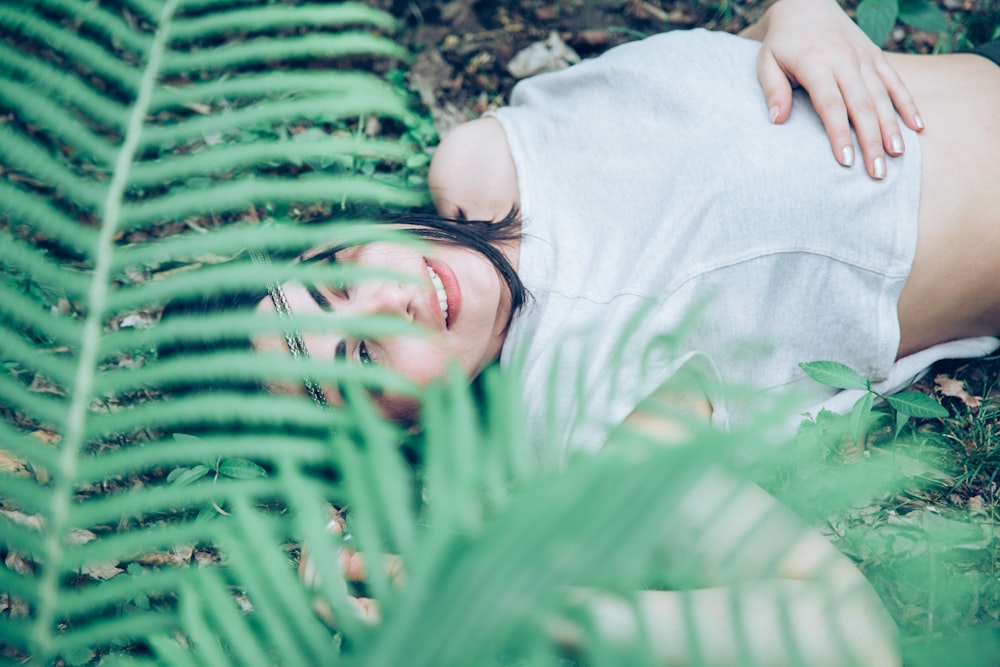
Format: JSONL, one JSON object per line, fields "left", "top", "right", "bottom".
{"left": 797, "top": 64, "right": 857, "bottom": 168}
{"left": 339, "top": 548, "right": 366, "bottom": 581}
{"left": 298, "top": 516, "right": 347, "bottom": 587}
{"left": 873, "top": 56, "right": 925, "bottom": 133}
{"left": 835, "top": 68, "right": 887, "bottom": 179}
{"left": 311, "top": 595, "right": 381, "bottom": 628}
{"left": 338, "top": 549, "right": 405, "bottom": 584}
{"left": 859, "top": 63, "right": 905, "bottom": 157}
{"left": 757, "top": 50, "right": 794, "bottom": 124}
{"left": 353, "top": 597, "right": 381, "bottom": 624}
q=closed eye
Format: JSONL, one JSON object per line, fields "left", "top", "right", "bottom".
{"left": 301, "top": 246, "right": 344, "bottom": 264}
{"left": 307, "top": 284, "right": 334, "bottom": 310}
{"left": 301, "top": 249, "right": 350, "bottom": 307}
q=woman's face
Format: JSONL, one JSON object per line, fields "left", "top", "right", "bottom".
{"left": 254, "top": 239, "right": 511, "bottom": 419}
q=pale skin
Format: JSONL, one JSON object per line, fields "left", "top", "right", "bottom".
{"left": 269, "top": 0, "right": 1000, "bottom": 663}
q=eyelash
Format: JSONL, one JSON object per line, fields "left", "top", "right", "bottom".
{"left": 335, "top": 339, "right": 377, "bottom": 366}
{"left": 357, "top": 342, "right": 374, "bottom": 365}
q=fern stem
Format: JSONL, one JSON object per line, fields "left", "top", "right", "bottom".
{"left": 32, "top": 0, "right": 181, "bottom": 660}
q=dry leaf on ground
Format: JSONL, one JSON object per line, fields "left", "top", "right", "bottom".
{"left": 0, "top": 449, "right": 28, "bottom": 476}
{"left": 0, "top": 508, "right": 44, "bottom": 531}
{"left": 409, "top": 47, "right": 467, "bottom": 136}
{"left": 83, "top": 561, "right": 124, "bottom": 580}
{"left": 934, "top": 374, "right": 982, "bottom": 409}
{"left": 507, "top": 31, "right": 580, "bottom": 79}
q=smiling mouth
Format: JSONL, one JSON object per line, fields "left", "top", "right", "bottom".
{"left": 426, "top": 264, "right": 449, "bottom": 326}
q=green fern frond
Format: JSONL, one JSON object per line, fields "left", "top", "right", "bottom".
{"left": 165, "top": 32, "right": 408, "bottom": 72}
{"left": 0, "top": 6, "right": 144, "bottom": 93}
{"left": 0, "top": 0, "right": 426, "bottom": 661}
{"left": 0, "top": 42, "right": 132, "bottom": 132}
{"left": 26, "top": 0, "right": 153, "bottom": 58}
{"left": 0, "top": 196, "right": 98, "bottom": 258}
{"left": 169, "top": 2, "right": 397, "bottom": 41}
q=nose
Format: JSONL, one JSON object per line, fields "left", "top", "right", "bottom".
{"left": 355, "top": 281, "right": 413, "bottom": 319}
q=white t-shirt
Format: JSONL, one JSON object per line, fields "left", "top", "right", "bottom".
{"left": 490, "top": 29, "right": 998, "bottom": 455}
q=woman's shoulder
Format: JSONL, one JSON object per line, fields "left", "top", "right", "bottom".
{"left": 427, "top": 117, "right": 520, "bottom": 221}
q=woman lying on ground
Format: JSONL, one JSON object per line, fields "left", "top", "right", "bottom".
{"left": 252, "top": 0, "right": 1000, "bottom": 663}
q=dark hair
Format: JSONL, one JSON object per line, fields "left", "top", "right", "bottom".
{"left": 387, "top": 206, "right": 529, "bottom": 328}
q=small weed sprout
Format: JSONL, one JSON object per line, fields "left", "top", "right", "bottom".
{"left": 800, "top": 360, "right": 949, "bottom": 444}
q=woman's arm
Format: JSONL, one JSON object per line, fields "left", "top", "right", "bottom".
{"left": 562, "top": 448, "right": 901, "bottom": 665}
{"left": 302, "top": 400, "right": 902, "bottom": 665}
{"left": 740, "top": 0, "right": 924, "bottom": 180}
{"left": 591, "top": 381, "right": 901, "bottom": 666}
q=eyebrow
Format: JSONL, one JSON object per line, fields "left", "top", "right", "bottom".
{"left": 305, "top": 284, "right": 349, "bottom": 368}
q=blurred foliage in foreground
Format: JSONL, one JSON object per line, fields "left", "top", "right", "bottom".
{"left": 0, "top": 0, "right": 997, "bottom": 665}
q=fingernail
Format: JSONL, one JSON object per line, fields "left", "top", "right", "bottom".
{"left": 841, "top": 146, "right": 855, "bottom": 167}
{"left": 769, "top": 105, "right": 780, "bottom": 123}
{"left": 914, "top": 114, "right": 925, "bottom": 130}
{"left": 874, "top": 157, "right": 886, "bottom": 179}
{"left": 890, "top": 135, "right": 904, "bottom": 155}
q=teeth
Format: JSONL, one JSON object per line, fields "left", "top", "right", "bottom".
{"left": 426, "top": 265, "right": 449, "bottom": 323}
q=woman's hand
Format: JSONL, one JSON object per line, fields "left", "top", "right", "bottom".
{"left": 298, "top": 517, "right": 403, "bottom": 627}
{"left": 741, "top": 0, "right": 924, "bottom": 180}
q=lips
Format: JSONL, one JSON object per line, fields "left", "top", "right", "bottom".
{"left": 425, "top": 258, "right": 461, "bottom": 329}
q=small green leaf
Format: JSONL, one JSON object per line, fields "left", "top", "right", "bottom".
{"left": 894, "top": 409, "right": 911, "bottom": 438}
{"left": 218, "top": 458, "right": 268, "bottom": 479}
{"left": 898, "top": 0, "right": 948, "bottom": 32}
{"left": 856, "top": 0, "right": 900, "bottom": 46}
{"left": 167, "top": 464, "right": 211, "bottom": 486}
{"left": 850, "top": 391, "right": 874, "bottom": 444}
{"left": 405, "top": 153, "right": 430, "bottom": 169}
{"left": 196, "top": 507, "right": 218, "bottom": 523}
{"left": 799, "top": 361, "right": 869, "bottom": 390}
{"left": 885, "top": 391, "right": 949, "bottom": 418}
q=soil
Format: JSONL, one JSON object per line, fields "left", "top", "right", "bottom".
{"left": 394, "top": 0, "right": 758, "bottom": 131}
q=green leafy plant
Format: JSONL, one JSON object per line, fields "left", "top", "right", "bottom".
{"left": 0, "top": 0, "right": 427, "bottom": 662}
{"left": 800, "top": 360, "right": 949, "bottom": 443}
{"left": 855, "top": 0, "right": 950, "bottom": 47}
